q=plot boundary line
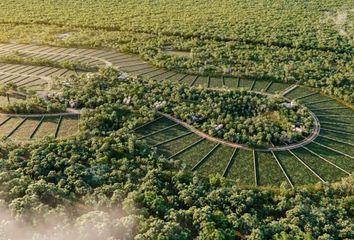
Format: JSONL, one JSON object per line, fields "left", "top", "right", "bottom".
{"left": 288, "top": 150, "right": 326, "bottom": 183}
{"left": 191, "top": 143, "right": 220, "bottom": 171}
{"left": 167, "top": 137, "right": 205, "bottom": 160}
{"left": 138, "top": 123, "right": 179, "bottom": 140}
{"left": 302, "top": 146, "right": 350, "bottom": 175}
{"left": 54, "top": 116, "right": 63, "bottom": 138}
{"left": 253, "top": 150, "right": 258, "bottom": 186}
{"left": 190, "top": 76, "right": 199, "bottom": 86}
{"left": 312, "top": 141, "right": 354, "bottom": 160}
{"left": 271, "top": 151, "right": 294, "bottom": 188}
{"left": 30, "top": 116, "right": 45, "bottom": 139}
{"left": 153, "top": 131, "right": 192, "bottom": 147}
{"left": 264, "top": 81, "right": 273, "bottom": 92}
{"left": 222, "top": 148, "right": 238, "bottom": 177}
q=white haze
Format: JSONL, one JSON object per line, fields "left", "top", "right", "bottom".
{"left": 322, "top": 7, "right": 354, "bottom": 42}
{"left": 0, "top": 207, "right": 136, "bottom": 240}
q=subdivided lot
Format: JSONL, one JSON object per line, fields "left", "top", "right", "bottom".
{"left": 57, "top": 115, "right": 80, "bottom": 138}
{"left": 238, "top": 78, "right": 253, "bottom": 90}
{"left": 0, "top": 117, "right": 22, "bottom": 138}
{"left": 141, "top": 69, "right": 167, "bottom": 79}
{"left": 275, "top": 151, "right": 321, "bottom": 185}
{"left": 196, "top": 145, "right": 234, "bottom": 177}
{"left": 285, "top": 87, "right": 315, "bottom": 100}
{"left": 141, "top": 125, "right": 189, "bottom": 146}
{"left": 291, "top": 147, "right": 348, "bottom": 182}
{"left": 299, "top": 93, "right": 332, "bottom": 104}
{"left": 319, "top": 127, "right": 354, "bottom": 145}
{"left": 168, "top": 73, "right": 187, "bottom": 82}
{"left": 227, "top": 149, "right": 255, "bottom": 186}
{"left": 266, "top": 82, "right": 290, "bottom": 94}
{"left": 135, "top": 117, "right": 176, "bottom": 137}
{"left": 150, "top": 71, "right": 178, "bottom": 82}
{"left": 0, "top": 115, "right": 80, "bottom": 142}
{"left": 192, "top": 76, "right": 209, "bottom": 88}
{"left": 310, "top": 138, "right": 354, "bottom": 165}
{"left": 9, "top": 117, "right": 42, "bottom": 141}
{"left": 317, "top": 115, "right": 354, "bottom": 125}
{"left": 305, "top": 99, "right": 342, "bottom": 108}
{"left": 209, "top": 77, "right": 223, "bottom": 88}
{"left": 311, "top": 107, "right": 353, "bottom": 116}
{"left": 223, "top": 77, "right": 238, "bottom": 89}
{"left": 180, "top": 75, "right": 198, "bottom": 86}
{"left": 173, "top": 139, "right": 216, "bottom": 169}
{"left": 120, "top": 64, "right": 154, "bottom": 73}
{"left": 253, "top": 80, "right": 271, "bottom": 92}
{"left": 32, "top": 116, "right": 59, "bottom": 139}
{"left": 256, "top": 152, "right": 289, "bottom": 187}
{"left": 157, "top": 133, "right": 201, "bottom": 158}
{"left": 311, "top": 138, "right": 354, "bottom": 160}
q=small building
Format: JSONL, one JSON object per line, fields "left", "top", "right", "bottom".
{"left": 123, "top": 96, "right": 132, "bottom": 105}
{"left": 154, "top": 101, "right": 167, "bottom": 110}
{"left": 283, "top": 101, "right": 298, "bottom": 109}
{"left": 190, "top": 115, "right": 200, "bottom": 123}
{"left": 118, "top": 72, "right": 129, "bottom": 80}
{"left": 214, "top": 124, "right": 224, "bottom": 132}
{"left": 69, "top": 100, "right": 79, "bottom": 109}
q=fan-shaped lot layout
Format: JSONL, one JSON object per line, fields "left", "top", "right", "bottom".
{"left": 0, "top": 43, "right": 352, "bottom": 187}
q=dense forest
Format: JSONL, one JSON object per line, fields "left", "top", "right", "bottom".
{"left": 0, "top": 0, "right": 352, "bottom": 103}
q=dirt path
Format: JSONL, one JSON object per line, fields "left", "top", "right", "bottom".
{"left": 158, "top": 110, "right": 320, "bottom": 152}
